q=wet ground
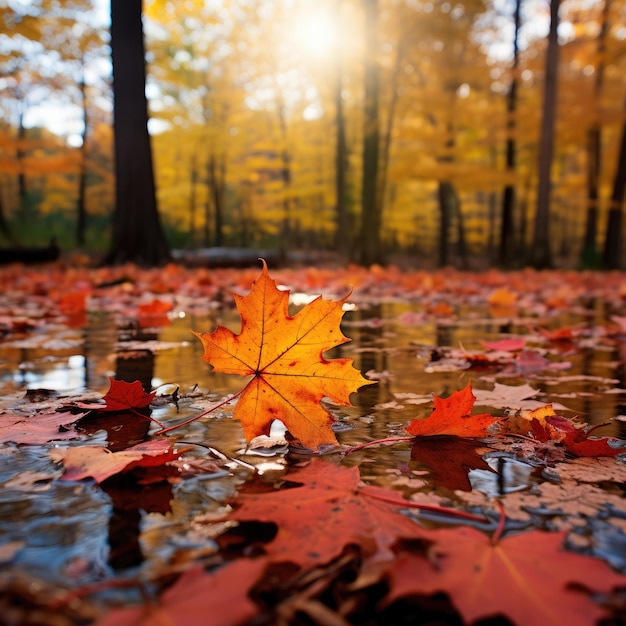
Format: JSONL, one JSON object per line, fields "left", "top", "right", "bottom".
{"left": 0, "top": 264, "right": 625, "bottom": 622}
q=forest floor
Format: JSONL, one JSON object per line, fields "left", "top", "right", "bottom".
{"left": 1, "top": 260, "right": 626, "bottom": 625}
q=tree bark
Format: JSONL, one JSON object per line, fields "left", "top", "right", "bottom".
{"left": 580, "top": 0, "right": 609, "bottom": 267}
{"left": 359, "top": 0, "right": 382, "bottom": 266}
{"left": 529, "top": 0, "right": 560, "bottom": 269}
{"left": 498, "top": 0, "right": 521, "bottom": 267}
{"left": 76, "top": 69, "right": 88, "bottom": 247}
{"left": 602, "top": 94, "right": 626, "bottom": 269}
{"left": 104, "top": 0, "right": 170, "bottom": 266}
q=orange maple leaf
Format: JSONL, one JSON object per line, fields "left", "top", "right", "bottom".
{"left": 406, "top": 382, "right": 500, "bottom": 437}
{"left": 193, "top": 261, "right": 373, "bottom": 450}
{"left": 388, "top": 526, "right": 626, "bottom": 626}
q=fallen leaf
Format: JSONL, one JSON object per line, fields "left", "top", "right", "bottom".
{"left": 406, "top": 382, "right": 500, "bottom": 438}
{"left": 473, "top": 382, "right": 541, "bottom": 410}
{"left": 101, "top": 378, "right": 156, "bottom": 412}
{"left": 0, "top": 411, "right": 85, "bottom": 444}
{"left": 563, "top": 429, "right": 625, "bottom": 458}
{"left": 96, "top": 559, "right": 266, "bottom": 626}
{"left": 387, "top": 526, "right": 626, "bottom": 626}
{"left": 226, "top": 459, "right": 430, "bottom": 568}
{"left": 49, "top": 440, "right": 179, "bottom": 483}
{"left": 193, "top": 260, "right": 372, "bottom": 450}
{"left": 480, "top": 338, "right": 526, "bottom": 351}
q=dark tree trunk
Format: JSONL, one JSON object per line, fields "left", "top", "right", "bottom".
{"left": 455, "top": 189, "right": 468, "bottom": 269}
{"left": 76, "top": 71, "right": 88, "bottom": 247}
{"left": 104, "top": 0, "right": 170, "bottom": 266}
{"left": 207, "top": 153, "right": 226, "bottom": 247}
{"left": 359, "top": 0, "right": 382, "bottom": 266}
{"left": 189, "top": 151, "right": 198, "bottom": 246}
{"left": 602, "top": 94, "right": 626, "bottom": 269}
{"left": 580, "top": 0, "right": 609, "bottom": 267}
{"left": 0, "top": 183, "right": 16, "bottom": 243}
{"left": 499, "top": 0, "right": 521, "bottom": 267}
{"left": 437, "top": 181, "right": 453, "bottom": 267}
{"left": 529, "top": 0, "right": 560, "bottom": 269}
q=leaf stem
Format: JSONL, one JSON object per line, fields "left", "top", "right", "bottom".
{"left": 155, "top": 388, "right": 245, "bottom": 435}
{"left": 130, "top": 407, "right": 165, "bottom": 429}
{"left": 491, "top": 499, "right": 506, "bottom": 545}
{"left": 359, "top": 485, "right": 489, "bottom": 523}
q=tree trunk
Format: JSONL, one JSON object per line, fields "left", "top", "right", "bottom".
{"left": 189, "top": 151, "right": 198, "bottom": 247}
{"left": 376, "top": 39, "right": 403, "bottom": 235}
{"left": 580, "top": 0, "right": 609, "bottom": 267}
{"left": 498, "top": 0, "right": 521, "bottom": 267}
{"left": 529, "top": 0, "right": 560, "bottom": 269}
{"left": 602, "top": 94, "right": 626, "bottom": 269}
{"left": 207, "top": 152, "right": 226, "bottom": 247}
{"left": 333, "top": 0, "right": 350, "bottom": 257}
{"left": 359, "top": 0, "right": 382, "bottom": 266}
{"left": 76, "top": 71, "right": 88, "bottom": 247}
{"left": 104, "top": 0, "right": 170, "bottom": 266}
{"left": 437, "top": 181, "right": 453, "bottom": 267}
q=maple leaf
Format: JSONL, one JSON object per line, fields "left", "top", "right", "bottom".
{"left": 406, "top": 382, "right": 500, "bottom": 438}
{"left": 95, "top": 559, "right": 266, "bottom": 626}
{"left": 226, "top": 459, "right": 431, "bottom": 568}
{"left": 49, "top": 440, "right": 179, "bottom": 483}
{"left": 193, "top": 260, "right": 373, "bottom": 450}
{"left": 101, "top": 378, "right": 156, "bottom": 412}
{"left": 387, "top": 526, "right": 626, "bottom": 626}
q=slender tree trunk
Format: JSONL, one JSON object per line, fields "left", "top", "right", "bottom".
{"left": 376, "top": 39, "right": 403, "bottom": 230}
{"left": 499, "top": 0, "right": 521, "bottom": 267}
{"left": 602, "top": 94, "right": 626, "bottom": 269}
{"left": 455, "top": 189, "right": 468, "bottom": 269}
{"left": 0, "top": 183, "right": 16, "bottom": 243}
{"left": 580, "top": 0, "right": 609, "bottom": 267}
{"left": 189, "top": 151, "right": 198, "bottom": 246}
{"left": 16, "top": 107, "right": 27, "bottom": 210}
{"left": 76, "top": 70, "right": 88, "bottom": 247}
{"left": 333, "top": 0, "right": 350, "bottom": 257}
{"left": 104, "top": 0, "right": 170, "bottom": 266}
{"left": 359, "top": 0, "right": 382, "bottom": 266}
{"left": 437, "top": 181, "right": 453, "bottom": 267}
{"left": 207, "top": 152, "right": 226, "bottom": 247}
{"left": 529, "top": 0, "right": 560, "bottom": 269}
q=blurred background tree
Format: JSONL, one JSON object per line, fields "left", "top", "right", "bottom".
{"left": 0, "top": 0, "right": 624, "bottom": 268}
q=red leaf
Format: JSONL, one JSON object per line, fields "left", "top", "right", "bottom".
{"left": 227, "top": 459, "right": 431, "bottom": 568}
{"left": 387, "top": 526, "right": 626, "bottom": 626}
{"left": 96, "top": 559, "right": 266, "bottom": 626}
{"left": 0, "top": 411, "right": 85, "bottom": 444}
{"left": 563, "top": 430, "right": 625, "bottom": 458}
{"left": 406, "top": 382, "right": 500, "bottom": 438}
{"left": 101, "top": 378, "right": 155, "bottom": 412}
{"left": 480, "top": 338, "right": 526, "bottom": 351}
{"left": 49, "top": 439, "right": 178, "bottom": 483}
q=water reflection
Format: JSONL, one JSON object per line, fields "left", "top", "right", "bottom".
{"left": 1, "top": 296, "right": 625, "bottom": 587}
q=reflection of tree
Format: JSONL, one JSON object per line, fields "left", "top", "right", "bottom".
{"left": 102, "top": 473, "right": 173, "bottom": 570}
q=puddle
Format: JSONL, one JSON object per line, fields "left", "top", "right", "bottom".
{"left": 0, "top": 285, "right": 625, "bottom": 597}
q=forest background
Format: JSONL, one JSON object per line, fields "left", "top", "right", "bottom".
{"left": 0, "top": 0, "right": 625, "bottom": 270}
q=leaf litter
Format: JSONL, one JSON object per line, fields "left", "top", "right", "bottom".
{"left": 0, "top": 263, "right": 626, "bottom": 624}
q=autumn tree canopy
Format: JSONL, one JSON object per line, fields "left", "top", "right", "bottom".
{"left": 0, "top": 0, "right": 624, "bottom": 268}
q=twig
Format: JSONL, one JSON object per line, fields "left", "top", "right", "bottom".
{"left": 155, "top": 388, "right": 245, "bottom": 435}
{"left": 359, "top": 485, "right": 489, "bottom": 523}
{"left": 343, "top": 436, "right": 414, "bottom": 455}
